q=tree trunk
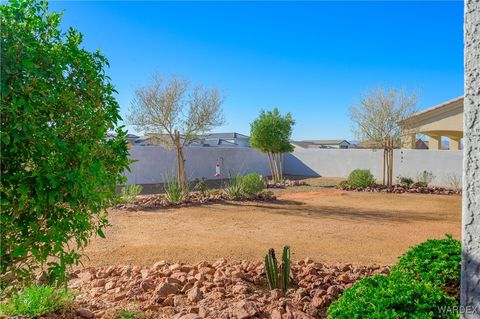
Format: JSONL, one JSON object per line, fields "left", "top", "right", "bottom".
{"left": 279, "top": 153, "right": 284, "bottom": 181}
{"left": 174, "top": 131, "right": 184, "bottom": 187}
{"left": 383, "top": 143, "right": 386, "bottom": 185}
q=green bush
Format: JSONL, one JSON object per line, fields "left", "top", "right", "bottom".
{"left": 346, "top": 169, "right": 375, "bottom": 188}
{"left": 164, "top": 177, "right": 188, "bottom": 204}
{"left": 1, "top": 0, "right": 130, "bottom": 289}
{"left": 118, "top": 184, "right": 143, "bottom": 204}
{"left": 336, "top": 180, "right": 349, "bottom": 190}
{"left": 397, "top": 176, "right": 414, "bottom": 187}
{"left": 393, "top": 235, "right": 461, "bottom": 291}
{"left": 238, "top": 173, "right": 265, "bottom": 196}
{"left": 328, "top": 272, "right": 458, "bottom": 319}
{"left": 0, "top": 285, "right": 73, "bottom": 318}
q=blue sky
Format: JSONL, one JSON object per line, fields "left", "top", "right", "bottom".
{"left": 50, "top": 1, "right": 464, "bottom": 140}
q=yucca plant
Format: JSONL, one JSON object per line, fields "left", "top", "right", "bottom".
{"left": 264, "top": 245, "right": 291, "bottom": 292}
{"left": 164, "top": 177, "right": 188, "bottom": 204}
{"left": 225, "top": 176, "right": 242, "bottom": 198}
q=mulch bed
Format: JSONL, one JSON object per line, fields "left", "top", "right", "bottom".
{"left": 338, "top": 184, "right": 461, "bottom": 195}
{"left": 59, "top": 259, "right": 390, "bottom": 319}
{"left": 266, "top": 180, "right": 309, "bottom": 189}
{"left": 115, "top": 191, "right": 277, "bottom": 211}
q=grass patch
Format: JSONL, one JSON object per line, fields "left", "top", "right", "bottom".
{"left": 0, "top": 285, "right": 73, "bottom": 318}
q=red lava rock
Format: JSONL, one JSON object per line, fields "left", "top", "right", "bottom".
{"left": 68, "top": 260, "right": 387, "bottom": 319}
{"left": 234, "top": 300, "right": 259, "bottom": 319}
{"left": 154, "top": 282, "right": 180, "bottom": 299}
{"left": 187, "top": 287, "right": 203, "bottom": 302}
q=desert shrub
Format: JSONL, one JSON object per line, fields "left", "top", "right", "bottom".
{"left": 1, "top": 0, "right": 130, "bottom": 290}
{"left": 225, "top": 176, "right": 243, "bottom": 198}
{"left": 346, "top": 169, "right": 375, "bottom": 188}
{"left": 193, "top": 178, "right": 208, "bottom": 195}
{"left": 416, "top": 170, "right": 435, "bottom": 186}
{"left": 238, "top": 173, "right": 265, "bottom": 196}
{"left": 0, "top": 285, "right": 73, "bottom": 318}
{"left": 118, "top": 184, "right": 143, "bottom": 204}
{"left": 164, "top": 177, "right": 188, "bottom": 204}
{"left": 446, "top": 173, "right": 462, "bottom": 191}
{"left": 336, "top": 180, "right": 349, "bottom": 189}
{"left": 393, "top": 235, "right": 461, "bottom": 291}
{"left": 397, "top": 176, "right": 414, "bottom": 187}
{"left": 327, "top": 272, "right": 458, "bottom": 319}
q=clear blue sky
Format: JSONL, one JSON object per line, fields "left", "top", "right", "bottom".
{"left": 50, "top": 1, "right": 464, "bottom": 140}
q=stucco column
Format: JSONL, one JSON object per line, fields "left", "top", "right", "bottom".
{"left": 428, "top": 134, "right": 441, "bottom": 150}
{"left": 449, "top": 137, "right": 461, "bottom": 150}
{"left": 462, "top": 0, "right": 480, "bottom": 317}
{"left": 401, "top": 133, "right": 416, "bottom": 149}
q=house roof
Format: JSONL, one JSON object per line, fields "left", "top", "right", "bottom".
{"left": 292, "top": 140, "right": 350, "bottom": 148}
{"left": 399, "top": 96, "right": 464, "bottom": 126}
{"left": 201, "top": 132, "right": 249, "bottom": 139}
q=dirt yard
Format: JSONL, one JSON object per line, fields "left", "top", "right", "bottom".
{"left": 84, "top": 179, "right": 461, "bottom": 267}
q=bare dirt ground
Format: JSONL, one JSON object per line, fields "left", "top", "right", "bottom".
{"left": 83, "top": 177, "right": 460, "bottom": 267}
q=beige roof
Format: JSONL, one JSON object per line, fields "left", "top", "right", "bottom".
{"left": 399, "top": 96, "right": 464, "bottom": 125}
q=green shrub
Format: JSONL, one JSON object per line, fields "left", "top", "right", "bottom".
{"left": 336, "top": 180, "right": 349, "bottom": 190}
{"left": 164, "top": 177, "right": 188, "bottom": 204}
{"left": 238, "top": 173, "right": 265, "bottom": 196}
{"left": 328, "top": 272, "right": 458, "bottom": 319}
{"left": 0, "top": 285, "right": 73, "bottom": 318}
{"left": 416, "top": 170, "right": 435, "bottom": 186}
{"left": 397, "top": 176, "right": 414, "bottom": 187}
{"left": 118, "top": 184, "right": 143, "bottom": 204}
{"left": 1, "top": 0, "right": 130, "bottom": 289}
{"left": 114, "top": 308, "right": 143, "bottom": 319}
{"left": 346, "top": 169, "right": 375, "bottom": 188}
{"left": 393, "top": 235, "right": 461, "bottom": 291}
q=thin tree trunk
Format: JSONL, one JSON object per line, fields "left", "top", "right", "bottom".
{"left": 174, "top": 131, "right": 184, "bottom": 187}
{"left": 383, "top": 140, "right": 387, "bottom": 185}
{"left": 267, "top": 152, "right": 276, "bottom": 182}
{"left": 279, "top": 153, "right": 284, "bottom": 181}
{"left": 389, "top": 138, "right": 394, "bottom": 187}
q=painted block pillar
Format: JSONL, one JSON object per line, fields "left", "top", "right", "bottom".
{"left": 428, "top": 135, "right": 442, "bottom": 150}
{"left": 449, "top": 137, "right": 461, "bottom": 150}
{"left": 401, "top": 133, "right": 417, "bottom": 149}
{"left": 462, "top": 0, "right": 480, "bottom": 317}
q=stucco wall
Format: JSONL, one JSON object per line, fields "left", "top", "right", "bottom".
{"left": 125, "top": 147, "right": 463, "bottom": 187}
{"left": 462, "top": 0, "right": 480, "bottom": 315}
{"left": 285, "top": 148, "right": 462, "bottom": 186}
{"left": 124, "top": 146, "right": 271, "bottom": 185}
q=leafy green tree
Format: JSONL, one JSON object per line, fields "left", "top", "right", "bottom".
{"left": 0, "top": 0, "right": 130, "bottom": 290}
{"left": 250, "top": 108, "right": 295, "bottom": 182}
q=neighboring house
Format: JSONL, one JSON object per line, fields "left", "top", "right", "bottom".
{"left": 292, "top": 140, "right": 352, "bottom": 149}
{"left": 198, "top": 132, "right": 250, "bottom": 147}
{"left": 399, "top": 96, "right": 463, "bottom": 150}
{"left": 131, "top": 132, "right": 251, "bottom": 148}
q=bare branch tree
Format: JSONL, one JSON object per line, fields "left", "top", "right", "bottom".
{"left": 128, "top": 74, "right": 225, "bottom": 187}
{"left": 349, "top": 86, "right": 418, "bottom": 186}
{"left": 350, "top": 86, "right": 418, "bottom": 148}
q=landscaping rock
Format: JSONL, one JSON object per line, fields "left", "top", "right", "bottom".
{"left": 76, "top": 308, "right": 95, "bottom": 319}
{"left": 68, "top": 260, "right": 388, "bottom": 319}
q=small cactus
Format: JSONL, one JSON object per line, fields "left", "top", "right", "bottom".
{"left": 264, "top": 245, "right": 291, "bottom": 292}
{"left": 281, "top": 245, "right": 291, "bottom": 291}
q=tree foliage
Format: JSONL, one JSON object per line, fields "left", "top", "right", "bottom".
{"left": 128, "top": 74, "right": 224, "bottom": 187}
{"left": 250, "top": 108, "right": 294, "bottom": 182}
{"left": 349, "top": 86, "right": 417, "bottom": 147}
{"left": 0, "top": 0, "right": 130, "bottom": 290}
